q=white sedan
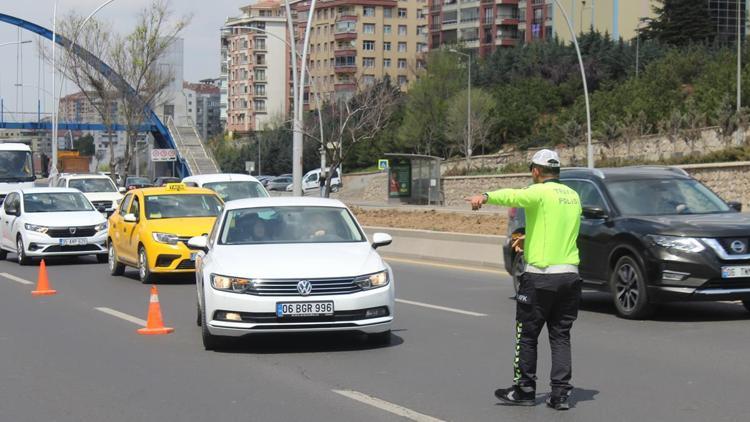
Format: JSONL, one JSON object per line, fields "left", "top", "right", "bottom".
{"left": 0, "top": 188, "right": 108, "bottom": 265}
{"left": 189, "top": 197, "right": 394, "bottom": 350}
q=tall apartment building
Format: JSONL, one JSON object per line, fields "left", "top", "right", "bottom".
{"left": 709, "top": 0, "right": 748, "bottom": 44}
{"left": 223, "top": 1, "right": 290, "bottom": 135}
{"left": 293, "top": 0, "right": 429, "bottom": 102}
{"left": 183, "top": 81, "right": 222, "bottom": 141}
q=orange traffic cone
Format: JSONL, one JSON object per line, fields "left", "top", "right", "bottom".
{"left": 31, "top": 260, "right": 57, "bottom": 296}
{"left": 137, "top": 285, "right": 174, "bottom": 335}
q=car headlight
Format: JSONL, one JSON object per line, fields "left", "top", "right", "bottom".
{"left": 354, "top": 270, "right": 390, "bottom": 290}
{"left": 24, "top": 223, "right": 49, "bottom": 234}
{"left": 211, "top": 274, "right": 256, "bottom": 292}
{"left": 152, "top": 232, "right": 179, "bottom": 245}
{"left": 648, "top": 235, "right": 705, "bottom": 253}
{"left": 95, "top": 221, "right": 108, "bottom": 232}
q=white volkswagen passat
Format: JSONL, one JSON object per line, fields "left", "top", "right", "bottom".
{"left": 0, "top": 188, "right": 108, "bottom": 265}
{"left": 189, "top": 197, "right": 394, "bottom": 350}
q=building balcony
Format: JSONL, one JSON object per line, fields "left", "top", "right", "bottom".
{"left": 497, "top": 0, "right": 519, "bottom": 4}
{"left": 334, "top": 65, "right": 357, "bottom": 73}
{"left": 496, "top": 37, "right": 519, "bottom": 46}
{"left": 334, "top": 31, "right": 357, "bottom": 41}
{"left": 334, "top": 82, "right": 356, "bottom": 91}
{"left": 497, "top": 17, "right": 520, "bottom": 25}
{"left": 463, "top": 39, "right": 480, "bottom": 48}
{"left": 334, "top": 48, "right": 357, "bottom": 57}
{"left": 336, "top": 14, "right": 358, "bottom": 21}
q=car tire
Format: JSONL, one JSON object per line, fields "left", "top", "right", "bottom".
{"left": 96, "top": 253, "right": 108, "bottom": 264}
{"left": 16, "top": 237, "right": 31, "bottom": 266}
{"left": 368, "top": 330, "right": 392, "bottom": 346}
{"left": 611, "top": 255, "right": 654, "bottom": 319}
{"left": 138, "top": 246, "right": 153, "bottom": 284}
{"left": 511, "top": 253, "right": 525, "bottom": 295}
{"left": 201, "top": 304, "right": 223, "bottom": 350}
{"left": 0, "top": 248, "right": 7, "bottom": 260}
{"left": 108, "top": 242, "right": 125, "bottom": 276}
{"left": 742, "top": 300, "right": 750, "bottom": 313}
{"left": 196, "top": 300, "right": 202, "bottom": 327}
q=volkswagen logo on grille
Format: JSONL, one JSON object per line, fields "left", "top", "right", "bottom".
{"left": 730, "top": 240, "right": 747, "bottom": 254}
{"left": 69, "top": 227, "right": 77, "bottom": 235}
{"left": 297, "top": 280, "right": 312, "bottom": 296}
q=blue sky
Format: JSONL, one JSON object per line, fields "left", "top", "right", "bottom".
{"left": 1, "top": 0, "right": 245, "bottom": 120}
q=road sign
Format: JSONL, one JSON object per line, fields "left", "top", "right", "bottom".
{"left": 151, "top": 149, "right": 177, "bottom": 162}
{"left": 378, "top": 159, "right": 389, "bottom": 170}
{"left": 245, "top": 161, "right": 255, "bottom": 172}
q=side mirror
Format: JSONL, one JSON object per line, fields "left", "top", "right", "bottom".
{"left": 97, "top": 205, "right": 107, "bottom": 213}
{"left": 123, "top": 213, "right": 137, "bottom": 223}
{"left": 187, "top": 235, "right": 208, "bottom": 252}
{"left": 7, "top": 207, "right": 19, "bottom": 216}
{"left": 582, "top": 206, "right": 608, "bottom": 220}
{"left": 371, "top": 232, "right": 392, "bottom": 249}
{"left": 728, "top": 201, "right": 743, "bottom": 212}
{"left": 118, "top": 187, "right": 127, "bottom": 194}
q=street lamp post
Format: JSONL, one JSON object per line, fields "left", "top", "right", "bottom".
{"left": 554, "top": 0, "right": 594, "bottom": 167}
{"left": 738, "top": 0, "right": 742, "bottom": 114}
{"left": 448, "top": 48, "right": 472, "bottom": 170}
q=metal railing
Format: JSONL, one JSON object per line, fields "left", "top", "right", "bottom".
{"left": 184, "top": 115, "right": 220, "bottom": 173}
{"left": 166, "top": 116, "right": 197, "bottom": 175}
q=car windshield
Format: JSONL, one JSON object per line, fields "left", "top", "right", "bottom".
{"left": 220, "top": 206, "right": 365, "bottom": 245}
{"left": 24, "top": 192, "right": 94, "bottom": 213}
{"left": 0, "top": 150, "right": 34, "bottom": 181}
{"left": 203, "top": 181, "right": 269, "bottom": 202}
{"left": 144, "top": 194, "right": 223, "bottom": 219}
{"left": 273, "top": 178, "right": 291, "bottom": 183}
{"left": 69, "top": 178, "right": 117, "bottom": 193}
{"left": 127, "top": 177, "right": 150, "bottom": 185}
{"left": 607, "top": 179, "right": 731, "bottom": 216}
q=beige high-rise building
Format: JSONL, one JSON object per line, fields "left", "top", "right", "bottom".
{"left": 294, "top": 0, "right": 429, "bottom": 103}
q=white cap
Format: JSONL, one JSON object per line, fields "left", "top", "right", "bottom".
{"left": 531, "top": 149, "right": 561, "bottom": 168}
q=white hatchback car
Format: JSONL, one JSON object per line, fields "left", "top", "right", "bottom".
{"left": 0, "top": 188, "right": 108, "bottom": 265}
{"left": 189, "top": 197, "right": 394, "bottom": 350}
{"left": 53, "top": 173, "right": 124, "bottom": 215}
{"left": 182, "top": 173, "right": 269, "bottom": 203}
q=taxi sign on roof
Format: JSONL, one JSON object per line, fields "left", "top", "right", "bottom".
{"left": 165, "top": 183, "right": 187, "bottom": 191}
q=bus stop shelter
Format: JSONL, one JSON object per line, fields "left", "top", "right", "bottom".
{"left": 385, "top": 153, "right": 443, "bottom": 205}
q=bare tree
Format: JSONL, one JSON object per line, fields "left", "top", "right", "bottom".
{"left": 559, "top": 119, "right": 583, "bottom": 165}
{"left": 109, "top": 0, "right": 190, "bottom": 181}
{"left": 445, "top": 87, "right": 497, "bottom": 166}
{"left": 305, "top": 78, "right": 401, "bottom": 197}
{"left": 660, "top": 110, "right": 686, "bottom": 158}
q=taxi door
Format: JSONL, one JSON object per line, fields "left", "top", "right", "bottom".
{"left": 110, "top": 193, "right": 132, "bottom": 254}
{"left": 119, "top": 193, "right": 143, "bottom": 264}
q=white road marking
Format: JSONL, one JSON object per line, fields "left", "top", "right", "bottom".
{"left": 396, "top": 298, "right": 487, "bottom": 317}
{"left": 386, "top": 256, "right": 509, "bottom": 276}
{"left": 332, "top": 389, "right": 445, "bottom": 422}
{"left": 0, "top": 272, "right": 34, "bottom": 285}
{"left": 94, "top": 307, "right": 146, "bottom": 326}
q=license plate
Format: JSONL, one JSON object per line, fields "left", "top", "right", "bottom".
{"left": 276, "top": 301, "right": 334, "bottom": 318}
{"left": 59, "top": 238, "right": 87, "bottom": 246}
{"left": 721, "top": 266, "right": 750, "bottom": 278}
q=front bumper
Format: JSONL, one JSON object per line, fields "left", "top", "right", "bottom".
{"left": 204, "top": 284, "right": 395, "bottom": 336}
{"left": 24, "top": 230, "right": 107, "bottom": 257}
{"left": 147, "top": 242, "right": 198, "bottom": 273}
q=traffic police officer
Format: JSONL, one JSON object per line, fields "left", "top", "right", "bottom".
{"left": 467, "top": 149, "right": 582, "bottom": 410}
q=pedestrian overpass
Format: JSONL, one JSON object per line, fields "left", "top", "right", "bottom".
{"left": 0, "top": 13, "right": 219, "bottom": 177}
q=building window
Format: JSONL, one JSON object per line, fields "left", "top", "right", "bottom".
{"left": 398, "top": 42, "right": 407, "bottom": 52}
{"left": 364, "top": 23, "right": 375, "bottom": 34}
{"left": 398, "top": 58, "right": 407, "bottom": 68}
{"left": 384, "top": 7, "right": 393, "bottom": 18}
{"left": 417, "top": 25, "right": 427, "bottom": 35}
{"left": 335, "top": 56, "right": 356, "bottom": 66}
{"left": 417, "top": 42, "right": 427, "bottom": 52}
{"left": 255, "top": 54, "right": 266, "bottom": 65}
{"left": 383, "top": 58, "right": 391, "bottom": 68}
{"left": 363, "top": 40, "right": 375, "bottom": 50}
{"left": 398, "top": 25, "right": 407, "bottom": 36}
{"left": 363, "top": 74, "right": 376, "bottom": 85}
{"left": 254, "top": 99, "right": 266, "bottom": 112}
{"left": 398, "top": 75, "right": 408, "bottom": 85}
{"left": 398, "top": 8, "right": 407, "bottom": 18}
{"left": 363, "top": 57, "right": 375, "bottom": 68}
{"left": 384, "top": 25, "right": 392, "bottom": 35}
{"left": 383, "top": 41, "right": 392, "bottom": 51}
{"left": 363, "top": 6, "right": 375, "bottom": 16}
{"left": 418, "top": 8, "right": 426, "bottom": 19}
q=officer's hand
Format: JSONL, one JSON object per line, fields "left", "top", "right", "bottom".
{"left": 465, "top": 195, "right": 486, "bottom": 211}
{"left": 512, "top": 235, "right": 525, "bottom": 253}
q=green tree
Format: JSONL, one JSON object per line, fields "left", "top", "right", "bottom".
{"left": 645, "top": 0, "right": 716, "bottom": 46}
{"left": 445, "top": 87, "right": 497, "bottom": 158}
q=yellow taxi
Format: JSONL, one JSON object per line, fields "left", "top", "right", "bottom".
{"left": 106, "top": 183, "right": 223, "bottom": 283}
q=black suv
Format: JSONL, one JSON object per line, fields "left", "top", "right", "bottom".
{"left": 503, "top": 166, "right": 749, "bottom": 319}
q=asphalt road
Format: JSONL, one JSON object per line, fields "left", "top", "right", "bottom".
{"left": 0, "top": 255, "right": 749, "bottom": 422}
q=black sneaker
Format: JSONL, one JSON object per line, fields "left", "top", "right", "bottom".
{"left": 494, "top": 386, "right": 535, "bottom": 406}
{"left": 546, "top": 394, "right": 570, "bottom": 410}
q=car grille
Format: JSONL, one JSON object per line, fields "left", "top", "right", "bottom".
{"left": 91, "top": 200, "right": 113, "bottom": 209}
{"left": 702, "top": 279, "right": 750, "bottom": 289}
{"left": 717, "top": 237, "right": 750, "bottom": 255}
{"left": 215, "top": 307, "right": 389, "bottom": 323}
{"left": 44, "top": 245, "right": 101, "bottom": 252}
{"left": 46, "top": 226, "right": 97, "bottom": 238}
{"left": 244, "top": 277, "right": 363, "bottom": 296}
{"left": 175, "top": 259, "right": 196, "bottom": 270}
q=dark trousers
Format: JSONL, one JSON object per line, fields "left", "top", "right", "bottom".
{"left": 513, "top": 272, "right": 581, "bottom": 395}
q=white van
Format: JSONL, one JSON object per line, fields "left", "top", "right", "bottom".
{"left": 301, "top": 168, "right": 341, "bottom": 192}
{"left": 182, "top": 173, "right": 269, "bottom": 202}
{"left": 0, "top": 143, "right": 36, "bottom": 203}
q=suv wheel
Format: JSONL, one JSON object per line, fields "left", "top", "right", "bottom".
{"left": 742, "top": 300, "right": 750, "bottom": 313}
{"left": 511, "top": 253, "right": 525, "bottom": 295}
{"left": 611, "top": 255, "right": 653, "bottom": 319}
